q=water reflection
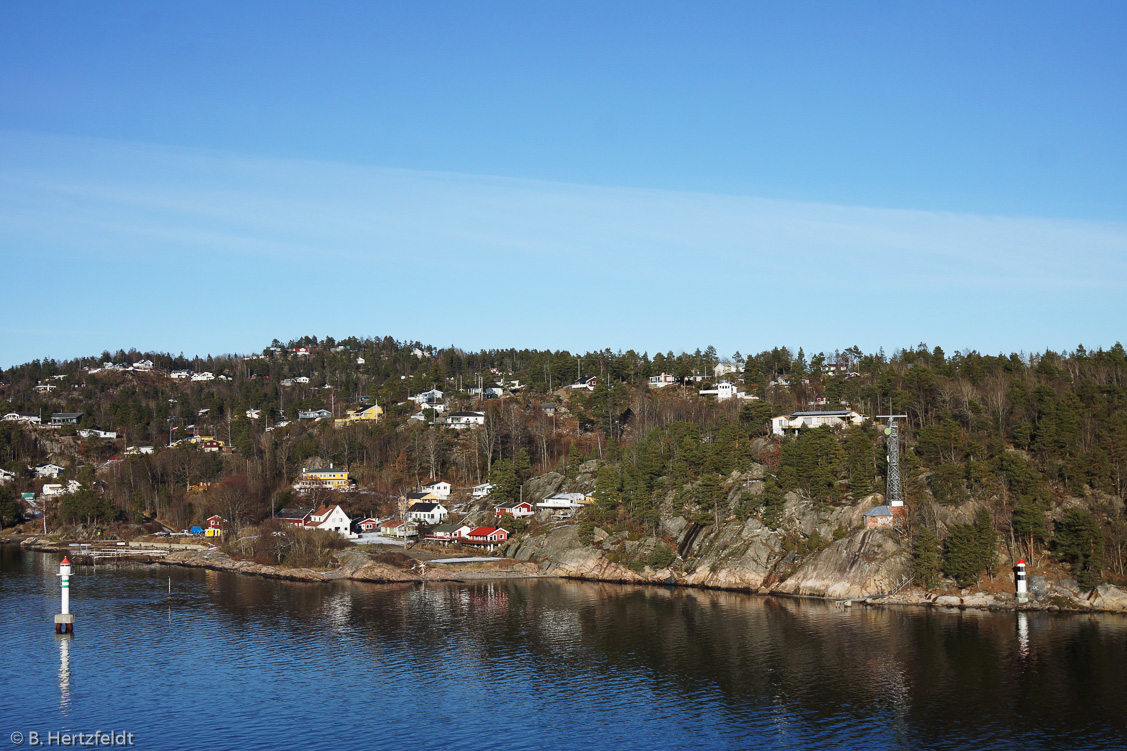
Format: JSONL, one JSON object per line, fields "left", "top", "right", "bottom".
{"left": 55, "top": 632, "right": 72, "bottom": 711}
{"left": 1017, "top": 611, "right": 1030, "bottom": 660}
{"left": 4, "top": 546, "right": 1127, "bottom": 751}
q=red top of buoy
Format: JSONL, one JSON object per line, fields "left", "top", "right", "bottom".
{"left": 1017, "top": 559, "right": 1025, "bottom": 565}
{"left": 61, "top": 556, "right": 71, "bottom": 565}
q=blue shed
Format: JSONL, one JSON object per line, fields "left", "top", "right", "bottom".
{"left": 189, "top": 526, "right": 204, "bottom": 535}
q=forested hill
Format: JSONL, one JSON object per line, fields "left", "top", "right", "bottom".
{"left": 1, "top": 336, "right": 1125, "bottom": 589}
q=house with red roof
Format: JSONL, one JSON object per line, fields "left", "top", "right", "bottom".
{"left": 462, "top": 526, "right": 509, "bottom": 551}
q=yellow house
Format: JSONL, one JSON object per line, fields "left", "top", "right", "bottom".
{"left": 337, "top": 404, "right": 383, "bottom": 426}
{"left": 294, "top": 467, "right": 352, "bottom": 491}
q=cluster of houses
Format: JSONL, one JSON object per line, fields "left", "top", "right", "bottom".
{"left": 3, "top": 411, "right": 87, "bottom": 427}
{"left": 273, "top": 469, "right": 599, "bottom": 552}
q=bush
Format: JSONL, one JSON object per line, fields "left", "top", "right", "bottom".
{"left": 239, "top": 520, "right": 349, "bottom": 568}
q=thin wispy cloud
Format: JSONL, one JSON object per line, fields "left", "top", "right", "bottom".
{"left": 0, "top": 131, "right": 1124, "bottom": 366}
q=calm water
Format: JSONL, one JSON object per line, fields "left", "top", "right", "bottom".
{"left": 2, "top": 546, "right": 1125, "bottom": 751}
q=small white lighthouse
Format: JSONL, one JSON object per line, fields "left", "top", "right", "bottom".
{"left": 1015, "top": 559, "right": 1028, "bottom": 604}
{"left": 55, "top": 556, "right": 74, "bottom": 634}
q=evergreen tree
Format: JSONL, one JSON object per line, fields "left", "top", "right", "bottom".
{"left": 1012, "top": 500, "right": 1048, "bottom": 560}
{"left": 912, "top": 527, "right": 942, "bottom": 590}
{"left": 488, "top": 459, "right": 520, "bottom": 503}
{"left": 1054, "top": 509, "right": 1105, "bottom": 590}
{"left": 0, "top": 485, "right": 22, "bottom": 528}
{"left": 759, "top": 480, "right": 786, "bottom": 529}
{"left": 974, "top": 507, "right": 997, "bottom": 580}
{"left": 943, "top": 523, "right": 983, "bottom": 587}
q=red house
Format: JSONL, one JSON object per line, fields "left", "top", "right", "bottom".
{"left": 357, "top": 517, "right": 380, "bottom": 533}
{"left": 463, "top": 526, "right": 510, "bottom": 550}
{"left": 495, "top": 501, "right": 534, "bottom": 518}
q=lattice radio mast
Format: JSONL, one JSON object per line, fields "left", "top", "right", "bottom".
{"left": 876, "top": 414, "right": 908, "bottom": 507}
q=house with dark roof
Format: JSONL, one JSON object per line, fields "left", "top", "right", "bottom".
{"left": 445, "top": 411, "right": 485, "bottom": 429}
{"left": 425, "top": 523, "right": 473, "bottom": 543}
{"left": 421, "top": 479, "right": 451, "bottom": 499}
{"left": 406, "top": 502, "right": 448, "bottom": 525}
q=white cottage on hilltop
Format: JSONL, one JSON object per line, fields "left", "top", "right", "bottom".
{"left": 770, "top": 410, "right": 866, "bottom": 436}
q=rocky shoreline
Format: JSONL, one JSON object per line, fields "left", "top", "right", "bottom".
{"left": 502, "top": 521, "right": 1127, "bottom": 615}
{"left": 14, "top": 538, "right": 546, "bottom": 585}
{"left": 11, "top": 535, "right": 1127, "bottom": 614}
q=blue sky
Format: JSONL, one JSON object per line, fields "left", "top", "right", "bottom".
{"left": 2, "top": 2, "right": 1126, "bottom": 367}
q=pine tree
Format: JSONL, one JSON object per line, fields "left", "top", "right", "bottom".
{"left": 1013, "top": 500, "right": 1048, "bottom": 561}
{"left": 943, "top": 523, "right": 984, "bottom": 587}
{"left": 974, "top": 507, "right": 997, "bottom": 580}
{"left": 1055, "top": 509, "right": 1105, "bottom": 590}
{"left": 912, "top": 527, "right": 942, "bottom": 590}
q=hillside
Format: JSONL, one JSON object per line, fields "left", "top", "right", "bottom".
{"left": 1, "top": 337, "right": 1125, "bottom": 602}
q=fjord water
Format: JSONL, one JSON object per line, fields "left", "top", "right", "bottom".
{"left": 2, "top": 547, "right": 1125, "bottom": 751}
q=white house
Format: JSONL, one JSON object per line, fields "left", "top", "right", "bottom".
{"left": 770, "top": 410, "right": 866, "bottom": 436}
{"left": 294, "top": 376, "right": 311, "bottom": 384}
{"left": 42, "top": 480, "right": 81, "bottom": 497}
{"left": 77, "top": 428, "right": 117, "bottom": 439}
{"left": 4, "top": 413, "right": 41, "bottom": 424}
{"left": 380, "top": 519, "right": 418, "bottom": 538}
{"left": 420, "top": 400, "right": 448, "bottom": 414}
{"left": 0, "top": 468, "right": 16, "bottom": 484}
{"left": 425, "top": 523, "right": 473, "bottom": 543}
{"left": 714, "top": 361, "right": 740, "bottom": 378}
{"left": 421, "top": 479, "right": 451, "bottom": 499}
{"left": 191, "top": 372, "right": 215, "bottom": 382}
{"left": 33, "top": 464, "right": 66, "bottom": 479}
{"left": 298, "top": 409, "right": 333, "bottom": 420}
{"left": 445, "top": 411, "right": 485, "bottom": 429}
{"left": 124, "top": 446, "right": 155, "bottom": 455}
{"left": 647, "top": 373, "right": 677, "bottom": 388}
{"left": 170, "top": 370, "right": 191, "bottom": 379}
{"left": 411, "top": 389, "right": 444, "bottom": 405}
{"left": 406, "top": 502, "right": 448, "bottom": 525}
{"left": 133, "top": 359, "right": 154, "bottom": 371}
{"left": 472, "top": 482, "right": 494, "bottom": 499}
{"left": 246, "top": 408, "right": 262, "bottom": 420}
{"left": 698, "top": 381, "right": 757, "bottom": 402}
{"left": 305, "top": 504, "right": 356, "bottom": 538}
{"left": 537, "top": 492, "right": 593, "bottom": 512}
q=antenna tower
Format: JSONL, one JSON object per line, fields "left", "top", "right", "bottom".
{"left": 876, "top": 414, "right": 908, "bottom": 507}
